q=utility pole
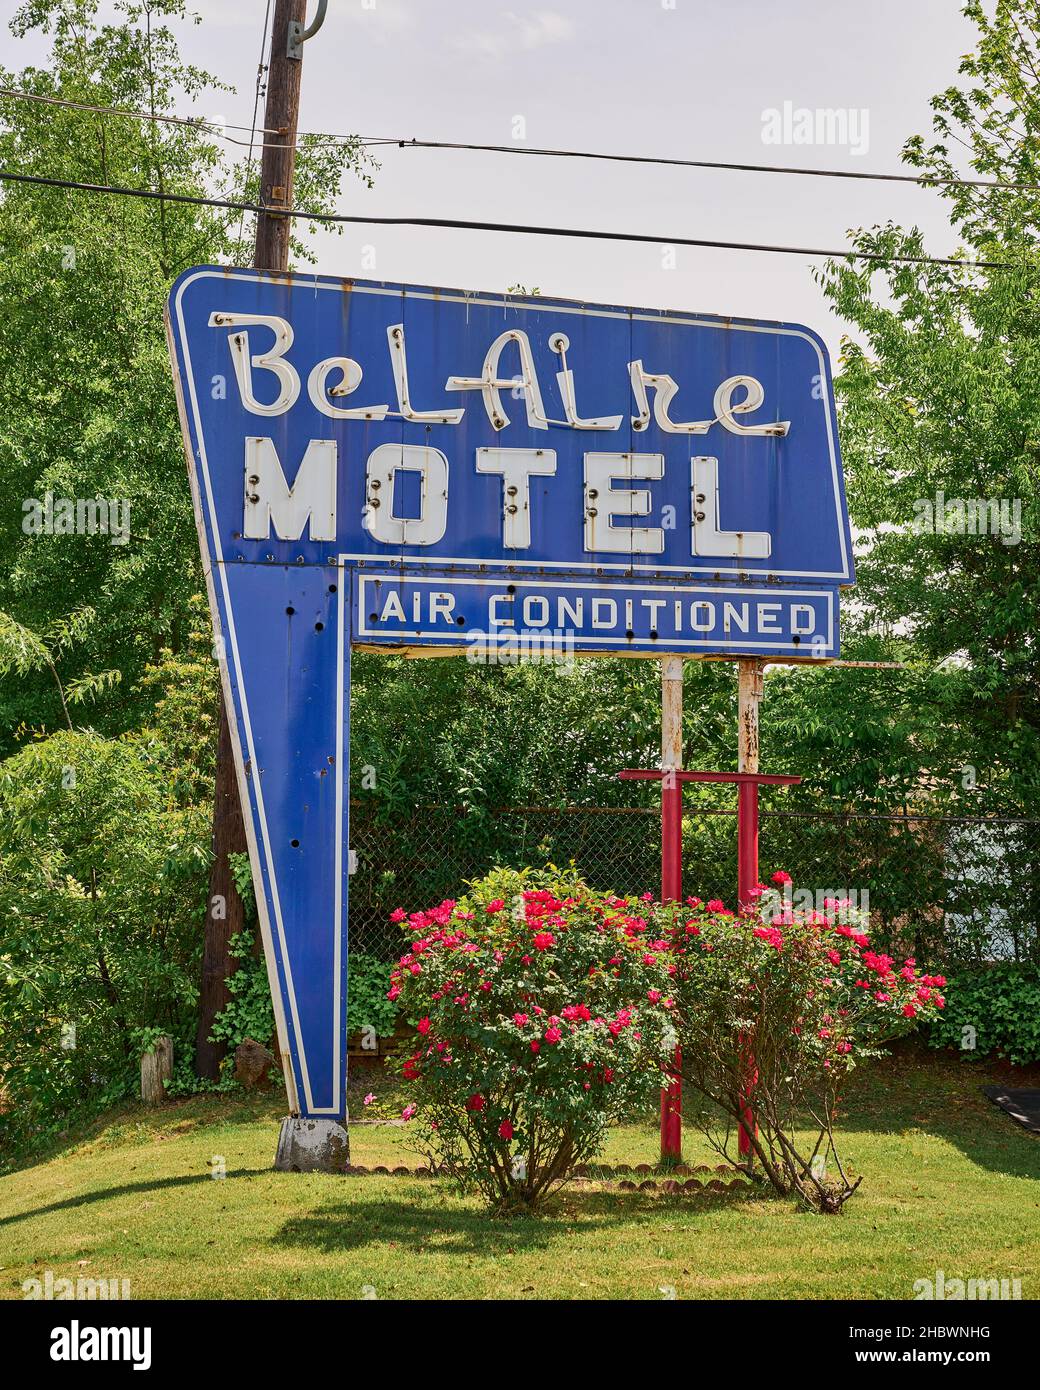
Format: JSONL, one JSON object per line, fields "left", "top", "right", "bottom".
{"left": 196, "top": 0, "right": 314, "bottom": 1081}
{"left": 253, "top": 0, "right": 308, "bottom": 272}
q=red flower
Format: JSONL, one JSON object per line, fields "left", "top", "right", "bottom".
{"left": 530, "top": 1041, "right": 540, "bottom": 1053}
{"left": 465, "top": 1093, "right": 486, "bottom": 1112}
{"left": 486, "top": 899, "right": 506, "bottom": 914}
{"left": 771, "top": 870, "right": 792, "bottom": 885}
{"left": 390, "top": 907, "right": 407, "bottom": 922}
{"left": 544, "top": 1026, "right": 563, "bottom": 1044}
{"left": 498, "top": 1120, "right": 514, "bottom": 1141}
{"left": 707, "top": 899, "right": 725, "bottom": 912}
{"left": 533, "top": 932, "right": 555, "bottom": 950}
{"left": 402, "top": 1052, "right": 422, "bottom": 1081}
{"left": 416, "top": 1017, "right": 431, "bottom": 1035}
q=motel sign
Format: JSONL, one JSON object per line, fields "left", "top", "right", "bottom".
{"left": 166, "top": 268, "right": 854, "bottom": 1133}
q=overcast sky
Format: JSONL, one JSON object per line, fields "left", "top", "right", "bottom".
{"left": 3, "top": 0, "right": 979, "bottom": 359}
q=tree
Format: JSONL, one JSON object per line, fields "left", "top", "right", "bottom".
{"left": 0, "top": 0, "right": 372, "bottom": 749}
{"left": 0, "top": 0, "right": 373, "bottom": 1093}
{"left": 816, "top": 0, "right": 1040, "bottom": 815}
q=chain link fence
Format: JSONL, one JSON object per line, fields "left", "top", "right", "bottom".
{"left": 348, "top": 798, "right": 1040, "bottom": 968}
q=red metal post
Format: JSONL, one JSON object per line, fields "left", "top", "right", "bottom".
{"left": 737, "top": 660, "right": 763, "bottom": 1159}
{"left": 736, "top": 776, "right": 760, "bottom": 1157}
{"left": 736, "top": 779, "right": 759, "bottom": 909}
{"left": 661, "top": 772, "right": 683, "bottom": 903}
{"left": 659, "top": 770, "right": 683, "bottom": 1158}
{"left": 619, "top": 760, "right": 802, "bottom": 1166}
{"left": 659, "top": 657, "right": 684, "bottom": 1161}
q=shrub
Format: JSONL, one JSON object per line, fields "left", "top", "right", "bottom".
{"left": 0, "top": 729, "right": 207, "bottom": 1162}
{"left": 207, "top": 930, "right": 275, "bottom": 1055}
{"left": 347, "top": 954, "right": 397, "bottom": 1040}
{"left": 924, "top": 962, "right": 1040, "bottom": 1065}
{"left": 670, "top": 877, "right": 947, "bottom": 1212}
{"left": 389, "top": 866, "right": 677, "bottom": 1212}
{"left": 177, "top": 944, "right": 398, "bottom": 1097}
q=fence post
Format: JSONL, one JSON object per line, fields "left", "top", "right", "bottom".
{"left": 140, "top": 1035, "right": 173, "bottom": 1106}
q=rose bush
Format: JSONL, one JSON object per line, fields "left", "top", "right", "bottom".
{"left": 386, "top": 865, "right": 949, "bottom": 1215}
{"left": 387, "top": 866, "right": 677, "bottom": 1212}
{"left": 668, "top": 874, "right": 948, "bottom": 1211}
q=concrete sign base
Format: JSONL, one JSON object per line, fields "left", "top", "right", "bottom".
{"left": 273, "top": 1117, "right": 351, "bottom": 1174}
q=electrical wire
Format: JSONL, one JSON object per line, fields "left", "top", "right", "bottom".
{"left": 373, "top": 136, "right": 1040, "bottom": 196}
{"left": 235, "top": 0, "right": 272, "bottom": 250}
{"left": 1, "top": 85, "right": 1037, "bottom": 195}
{"left": 0, "top": 84, "right": 280, "bottom": 146}
{"left": 0, "top": 167, "right": 1017, "bottom": 269}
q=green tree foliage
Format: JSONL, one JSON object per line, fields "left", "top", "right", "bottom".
{"left": 0, "top": 0, "right": 372, "bottom": 1153}
{"left": 0, "top": 726, "right": 208, "bottom": 1158}
{"left": 816, "top": 0, "right": 1040, "bottom": 812}
{"left": 0, "top": 0, "right": 371, "bottom": 745}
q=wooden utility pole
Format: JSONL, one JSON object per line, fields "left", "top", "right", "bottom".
{"left": 195, "top": 0, "right": 310, "bottom": 1079}
{"left": 252, "top": 0, "right": 307, "bottom": 271}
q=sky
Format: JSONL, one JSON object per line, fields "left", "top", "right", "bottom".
{"left": 1, "top": 0, "right": 981, "bottom": 360}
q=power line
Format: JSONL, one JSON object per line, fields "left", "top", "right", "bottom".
{"left": 235, "top": 0, "right": 273, "bottom": 249}
{"left": 0, "top": 167, "right": 1018, "bottom": 270}
{"left": 2, "top": 85, "right": 1037, "bottom": 195}
{"left": 0, "top": 85, "right": 284, "bottom": 148}
{"left": 381, "top": 136, "right": 1040, "bottom": 196}
{"left": 0, "top": 83, "right": 369, "bottom": 153}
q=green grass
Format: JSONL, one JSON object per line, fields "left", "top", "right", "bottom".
{"left": 1, "top": 1046, "right": 1038, "bottom": 1300}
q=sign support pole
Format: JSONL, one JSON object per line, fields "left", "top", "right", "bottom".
{"left": 660, "top": 657, "right": 684, "bottom": 1161}
{"left": 736, "top": 658, "right": 764, "bottom": 1160}
{"left": 212, "top": 0, "right": 349, "bottom": 1173}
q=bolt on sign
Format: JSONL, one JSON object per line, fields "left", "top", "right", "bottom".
{"left": 165, "top": 268, "right": 855, "bottom": 1122}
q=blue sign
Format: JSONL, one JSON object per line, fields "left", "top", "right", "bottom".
{"left": 166, "top": 267, "right": 854, "bottom": 1121}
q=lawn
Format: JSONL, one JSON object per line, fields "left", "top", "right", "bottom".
{"left": 1, "top": 1045, "right": 1037, "bottom": 1300}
